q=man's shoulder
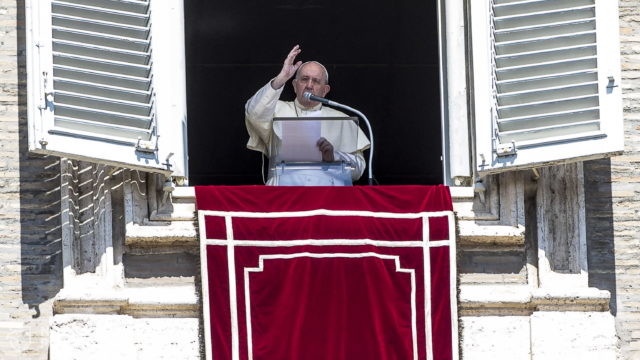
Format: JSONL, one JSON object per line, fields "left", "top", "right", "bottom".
{"left": 274, "top": 100, "right": 295, "bottom": 116}
{"left": 321, "top": 106, "right": 348, "bottom": 117}
{"left": 278, "top": 100, "right": 294, "bottom": 106}
{"left": 275, "top": 100, "right": 294, "bottom": 109}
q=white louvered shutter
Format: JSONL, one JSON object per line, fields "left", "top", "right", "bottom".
{"left": 471, "top": 0, "right": 623, "bottom": 175}
{"left": 26, "top": 0, "right": 187, "bottom": 177}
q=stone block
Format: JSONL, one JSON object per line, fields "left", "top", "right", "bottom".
{"left": 531, "top": 312, "right": 617, "bottom": 360}
{"left": 50, "top": 314, "right": 200, "bottom": 360}
{"left": 461, "top": 316, "right": 531, "bottom": 360}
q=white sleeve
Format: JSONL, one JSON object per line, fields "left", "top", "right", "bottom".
{"left": 334, "top": 150, "right": 366, "bottom": 181}
{"left": 245, "top": 81, "right": 284, "bottom": 154}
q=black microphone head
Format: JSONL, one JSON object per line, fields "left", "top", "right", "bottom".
{"left": 303, "top": 92, "right": 312, "bottom": 101}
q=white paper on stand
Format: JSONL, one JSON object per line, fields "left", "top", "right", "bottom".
{"left": 280, "top": 120, "right": 322, "bottom": 162}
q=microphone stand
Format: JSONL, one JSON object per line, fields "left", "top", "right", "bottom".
{"left": 321, "top": 99, "right": 375, "bottom": 186}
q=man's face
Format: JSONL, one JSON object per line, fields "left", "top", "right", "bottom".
{"left": 292, "top": 62, "right": 330, "bottom": 108}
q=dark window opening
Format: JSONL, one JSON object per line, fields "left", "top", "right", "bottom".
{"left": 185, "top": 0, "right": 442, "bottom": 185}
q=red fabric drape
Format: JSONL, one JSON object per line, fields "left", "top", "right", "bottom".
{"left": 195, "top": 185, "right": 452, "bottom": 213}
{"left": 197, "top": 185, "right": 456, "bottom": 360}
{"left": 204, "top": 215, "right": 424, "bottom": 241}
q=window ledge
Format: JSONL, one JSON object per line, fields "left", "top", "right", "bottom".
{"left": 459, "top": 285, "right": 611, "bottom": 315}
{"left": 54, "top": 283, "right": 200, "bottom": 318}
{"left": 458, "top": 222, "right": 525, "bottom": 246}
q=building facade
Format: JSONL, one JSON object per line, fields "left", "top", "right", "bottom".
{"left": 0, "top": 0, "right": 639, "bottom": 358}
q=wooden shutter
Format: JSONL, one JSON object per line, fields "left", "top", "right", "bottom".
{"left": 26, "top": 0, "right": 187, "bottom": 177}
{"left": 471, "top": 0, "right": 623, "bottom": 175}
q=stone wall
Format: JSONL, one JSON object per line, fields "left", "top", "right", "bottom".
{"left": 0, "top": 0, "right": 63, "bottom": 358}
{"left": 585, "top": 0, "right": 640, "bottom": 358}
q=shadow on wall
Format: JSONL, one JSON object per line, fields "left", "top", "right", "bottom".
{"left": 584, "top": 158, "right": 617, "bottom": 315}
{"left": 17, "top": 0, "right": 64, "bottom": 315}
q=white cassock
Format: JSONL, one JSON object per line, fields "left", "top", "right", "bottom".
{"left": 245, "top": 81, "right": 371, "bottom": 186}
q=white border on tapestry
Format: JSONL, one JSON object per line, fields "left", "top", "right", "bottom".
{"left": 199, "top": 210, "right": 214, "bottom": 360}
{"left": 448, "top": 212, "right": 460, "bottom": 360}
{"left": 244, "top": 253, "right": 417, "bottom": 360}
{"left": 422, "top": 216, "right": 433, "bottom": 360}
{"left": 226, "top": 216, "right": 240, "bottom": 360}
{"left": 199, "top": 209, "right": 453, "bottom": 219}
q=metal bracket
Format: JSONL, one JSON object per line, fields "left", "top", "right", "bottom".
{"left": 37, "top": 71, "right": 54, "bottom": 111}
{"left": 37, "top": 92, "right": 54, "bottom": 110}
{"left": 474, "top": 178, "right": 486, "bottom": 203}
{"left": 161, "top": 177, "right": 175, "bottom": 203}
{"left": 531, "top": 168, "right": 540, "bottom": 180}
{"left": 496, "top": 141, "right": 517, "bottom": 157}
{"left": 162, "top": 152, "right": 174, "bottom": 171}
{"left": 607, "top": 76, "right": 618, "bottom": 89}
{"left": 135, "top": 135, "right": 158, "bottom": 154}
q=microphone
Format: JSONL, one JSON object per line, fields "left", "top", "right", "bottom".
{"left": 303, "top": 92, "right": 334, "bottom": 106}
{"left": 302, "top": 92, "right": 376, "bottom": 185}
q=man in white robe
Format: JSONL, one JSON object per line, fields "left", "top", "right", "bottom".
{"left": 245, "top": 45, "right": 370, "bottom": 185}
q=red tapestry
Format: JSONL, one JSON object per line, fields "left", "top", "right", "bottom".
{"left": 196, "top": 186, "right": 458, "bottom": 360}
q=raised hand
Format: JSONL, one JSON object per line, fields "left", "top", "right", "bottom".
{"left": 271, "top": 45, "right": 302, "bottom": 90}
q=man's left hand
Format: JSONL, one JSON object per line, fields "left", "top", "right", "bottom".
{"left": 316, "top": 137, "right": 334, "bottom": 162}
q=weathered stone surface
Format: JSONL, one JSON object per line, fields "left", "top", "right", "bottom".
{"left": 460, "top": 285, "right": 611, "bottom": 315}
{"left": 457, "top": 222, "right": 525, "bottom": 245}
{"left": 583, "top": 2, "right": 640, "bottom": 358}
{"left": 49, "top": 314, "right": 200, "bottom": 360}
{"left": 125, "top": 222, "right": 198, "bottom": 244}
{"left": 461, "top": 316, "right": 531, "bottom": 360}
{"left": 530, "top": 312, "right": 617, "bottom": 360}
{"left": 0, "top": 0, "right": 62, "bottom": 358}
{"left": 53, "top": 283, "right": 200, "bottom": 318}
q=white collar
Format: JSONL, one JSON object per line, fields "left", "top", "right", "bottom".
{"left": 294, "top": 98, "right": 322, "bottom": 112}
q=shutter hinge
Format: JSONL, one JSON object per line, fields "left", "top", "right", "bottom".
{"left": 495, "top": 141, "right": 517, "bottom": 157}
{"left": 37, "top": 71, "right": 54, "bottom": 111}
{"left": 38, "top": 92, "right": 54, "bottom": 110}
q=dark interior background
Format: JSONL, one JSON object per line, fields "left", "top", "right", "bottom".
{"left": 185, "top": 0, "right": 442, "bottom": 185}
